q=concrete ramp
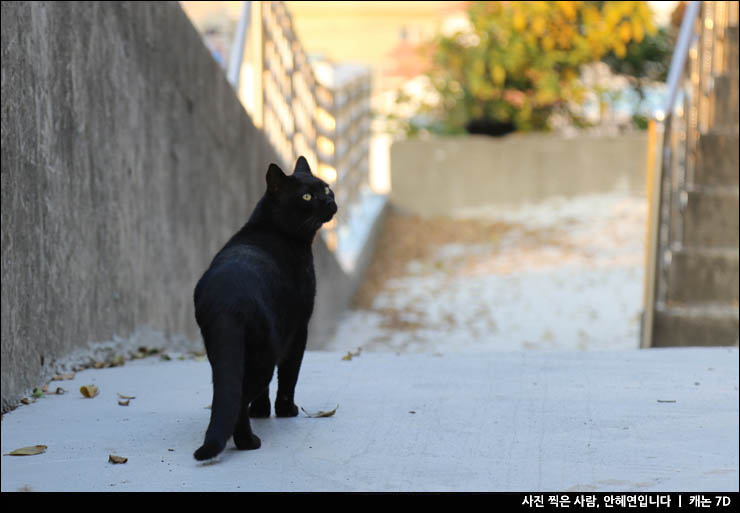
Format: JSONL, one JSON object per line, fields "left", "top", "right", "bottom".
{"left": 1, "top": 349, "right": 737, "bottom": 492}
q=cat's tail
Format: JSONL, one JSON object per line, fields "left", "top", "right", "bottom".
{"left": 194, "top": 315, "right": 245, "bottom": 461}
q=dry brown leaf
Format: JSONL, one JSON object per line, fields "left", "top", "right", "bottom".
{"left": 6, "top": 445, "right": 47, "bottom": 456}
{"left": 117, "top": 393, "right": 136, "bottom": 400}
{"left": 301, "top": 405, "right": 339, "bottom": 418}
{"left": 80, "top": 385, "right": 99, "bottom": 398}
{"left": 52, "top": 373, "right": 75, "bottom": 381}
{"left": 20, "top": 398, "right": 32, "bottom": 405}
{"left": 118, "top": 399, "right": 130, "bottom": 406}
{"left": 92, "top": 362, "right": 105, "bottom": 369}
{"left": 108, "top": 454, "right": 128, "bottom": 464}
{"left": 341, "top": 349, "right": 361, "bottom": 361}
{"left": 55, "top": 387, "right": 65, "bottom": 395}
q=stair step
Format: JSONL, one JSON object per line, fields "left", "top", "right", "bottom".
{"left": 666, "top": 248, "right": 739, "bottom": 304}
{"left": 652, "top": 304, "right": 739, "bottom": 347}
{"left": 694, "top": 132, "right": 739, "bottom": 187}
{"left": 682, "top": 187, "right": 740, "bottom": 248}
{"left": 713, "top": 71, "right": 738, "bottom": 132}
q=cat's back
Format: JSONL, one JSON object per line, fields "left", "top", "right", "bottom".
{"left": 194, "top": 241, "right": 284, "bottom": 329}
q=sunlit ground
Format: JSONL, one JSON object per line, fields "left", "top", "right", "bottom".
{"left": 328, "top": 192, "right": 647, "bottom": 353}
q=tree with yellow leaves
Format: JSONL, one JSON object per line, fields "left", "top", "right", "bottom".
{"left": 417, "top": 1, "right": 663, "bottom": 134}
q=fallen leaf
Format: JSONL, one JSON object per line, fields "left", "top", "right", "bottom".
{"left": 80, "top": 385, "right": 99, "bottom": 398}
{"left": 118, "top": 399, "right": 130, "bottom": 406}
{"left": 52, "top": 373, "right": 75, "bottom": 381}
{"left": 108, "top": 454, "right": 128, "bottom": 464}
{"left": 55, "top": 387, "right": 65, "bottom": 395}
{"left": 32, "top": 388, "right": 44, "bottom": 399}
{"left": 117, "top": 394, "right": 136, "bottom": 400}
{"left": 110, "top": 355, "right": 126, "bottom": 367}
{"left": 6, "top": 445, "right": 47, "bottom": 456}
{"left": 342, "top": 349, "right": 361, "bottom": 361}
{"left": 657, "top": 399, "right": 677, "bottom": 403}
{"left": 20, "top": 398, "right": 32, "bottom": 405}
{"left": 93, "top": 362, "right": 105, "bottom": 369}
{"left": 301, "top": 405, "right": 339, "bottom": 418}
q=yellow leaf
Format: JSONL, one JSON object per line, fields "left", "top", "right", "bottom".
{"left": 559, "top": 1, "right": 576, "bottom": 20}
{"left": 6, "top": 445, "right": 47, "bottom": 456}
{"left": 632, "top": 21, "right": 644, "bottom": 43}
{"left": 341, "top": 349, "right": 361, "bottom": 361}
{"left": 513, "top": 13, "right": 526, "bottom": 32}
{"left": 492, "top": 65, "right": 506, "bottom": 86}
{"left": 614, "top": 41, "right": 627, "bottom": 58}
{"left": 300, "top": 405, "right": 339, "bottom": 418}
{"left": 532, "top": 17, "right": 547, "bottom": 36}
{"left": 80, "top": 385, "right": 99, "bottom": 398}
{"left": 619, "top": 21, "right": 632, "bottom": 43}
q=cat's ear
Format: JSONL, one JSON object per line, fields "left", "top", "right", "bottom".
{"left": 293, "top": 156, "right": 313, "bottom": 176}
{"left": 266, "top": 163, "right": 287, "bottom": 194}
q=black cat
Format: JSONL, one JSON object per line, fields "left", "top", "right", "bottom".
{"left": 193, "top": 156, "right": 337, "bottom": 461}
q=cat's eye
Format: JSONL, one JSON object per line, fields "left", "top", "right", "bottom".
{"left": 324, "top": 187, "right": 330, "bottom": 195}
{"left": 302, "top": 193, "right": 312, "bottom": 201}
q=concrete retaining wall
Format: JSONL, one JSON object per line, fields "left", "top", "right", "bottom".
{"left": 390, "top": 133, "right": 648, "bottom": 217}
{"left": 1, "top": 1, "right": 351, "bottom": 412}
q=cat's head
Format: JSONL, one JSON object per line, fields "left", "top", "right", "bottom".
{"left": 265, "top": 156, "right": 337, "bottom": 240}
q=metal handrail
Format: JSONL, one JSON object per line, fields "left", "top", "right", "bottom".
{"left": 227, "top": 2, "right": 251, "bottom": 88}
{"left": 641, "top": 1, "right": 703, "bottom": 349}
{"left": 659, "top": 1, "right": 703, "bottom": 120}
{"left": 641, "top": 0, "right": 737, "bottom": 348}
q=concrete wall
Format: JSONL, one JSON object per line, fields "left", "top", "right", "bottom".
{"left": 1, "top": 1, "right": 351, "bottom": 412}
{"left": 390, "top": 133, "right": 648, "bottom": 217}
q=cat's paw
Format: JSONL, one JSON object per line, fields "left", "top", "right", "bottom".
{"left": 249, "top": 396, "right": 271, "bottom": 418}
{"left": 233, "top": 431, "right": 261, "bottom": 451}
{"left": 274, "top": 400, "right": 299, "bottom": 417}
{"left": 194, "top": 439, "right": 225, "bottom": 461}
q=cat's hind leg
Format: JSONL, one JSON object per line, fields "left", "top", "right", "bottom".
{"left": 194, "top": 315, "right": 245, "bottom": 461}
{"left": 248, "top": 388, "right": 271, "bottom": 418}
{"left": 234, "top": 358, "right": 274, "bottom": 450}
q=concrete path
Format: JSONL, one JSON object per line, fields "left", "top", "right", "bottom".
{"left": 1, "top": 348, "right": 738, "bottom": 492}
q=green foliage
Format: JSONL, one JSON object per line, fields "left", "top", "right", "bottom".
{"left": 602, "top": 26, "right": 673, "bottom": 101}
{"left": 410, "top": 1, "right": 663, "bottom": 135}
